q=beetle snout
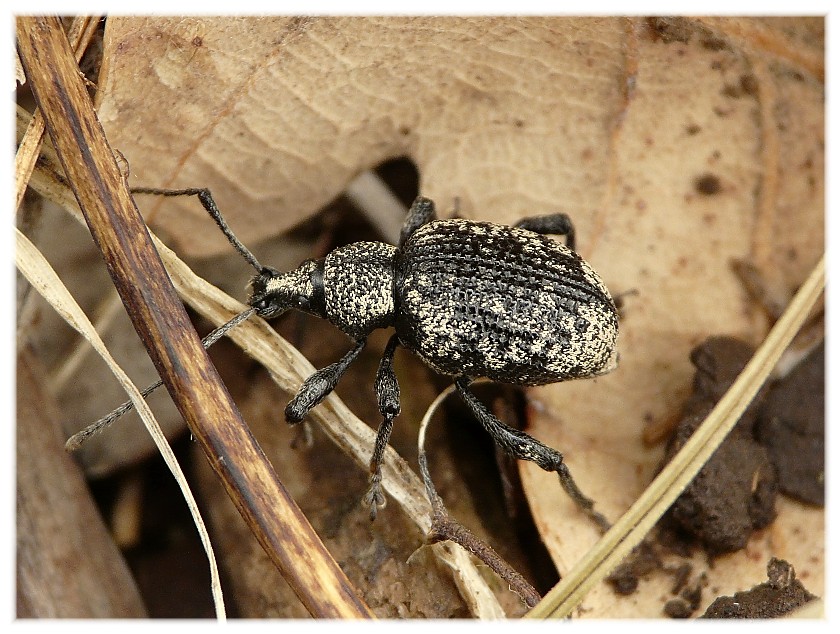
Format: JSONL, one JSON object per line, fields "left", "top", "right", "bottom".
{"left": 248, "top": 266, "right": 287, "bottom": 318}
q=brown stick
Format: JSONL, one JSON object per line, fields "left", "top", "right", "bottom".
{"left": 418, "top": 451, "right": 541, "bottom": 608}
{"left": 15, "top": 16, "right": 99, "bottom": 214}
{"left": 16, "top": 16, "right": 372, "bottom": 619}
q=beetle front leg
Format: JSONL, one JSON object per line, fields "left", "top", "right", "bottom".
{"left": 364, "top": 334, "right": 402, "bottom": 520}
{"left": 454, "top": 377, "right": 611, "bottom": 533}
{"left": 285, "top": 339, "right": 367, "bottom": 423}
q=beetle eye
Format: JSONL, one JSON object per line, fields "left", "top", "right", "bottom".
{"left": 254, "top": 298, "right": 272, "bottom": 314}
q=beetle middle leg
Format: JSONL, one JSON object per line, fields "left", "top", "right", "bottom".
{"left": 514, "top": 213, "right": 576, "bottom": 251}
{"left": 363, "top": 333, "right": 402, "bottom": 519}
{"left": 454, "top": 376, "right": 610, "bottom": 533}
{"left": 285, "top": 339, "right": 367, "bottom": 423}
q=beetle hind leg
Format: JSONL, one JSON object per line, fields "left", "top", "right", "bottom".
{"left": 399, "top": 196, "right": 437, "bottom": 247}
{"left": 363, "top": 334, "right": 402, "bottom": 520}
{"left": 454, "top": 377, "right": 610, "bottom": 533}
{"left": 514, "top": 213, "right": 576, "bottom": 251}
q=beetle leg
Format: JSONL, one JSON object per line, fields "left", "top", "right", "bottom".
{"left": 514, "top": 213, "right": 576, "bottom": 251}
{"left": 284, "top": 339, "right": 367, "bottom": 423}
{"left": 454, "top": 377, "right": 610, "bottom": 533}
{"left": 399, "top": 196, "right": 437, "bottom": 247}
{"left": 364, "top": 333, "right": 402, "bottom": 520}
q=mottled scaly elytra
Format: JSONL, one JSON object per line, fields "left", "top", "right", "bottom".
{"left": 119, "top": 190, "right": 619, "bottom": 529}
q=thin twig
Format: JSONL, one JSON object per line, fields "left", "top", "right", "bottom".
{"left": 417, "top": 386, "right": 542, "bottom": 608}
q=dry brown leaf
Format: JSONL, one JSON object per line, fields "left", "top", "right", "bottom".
{"left": 16, "top": 349, "right": 147, "bottom": 618}
{"left": 84, "top": 16, "right": 823, "bottom": 617}
{"left": 97, "top": 16, "right": 626, "bottom": 255}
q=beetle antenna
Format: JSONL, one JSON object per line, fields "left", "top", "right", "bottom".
{"left": 132, "top": 187, "right": 264, "bottom": 273}
{"left": 65, "top": 307, "right": 256, "bottom": 451}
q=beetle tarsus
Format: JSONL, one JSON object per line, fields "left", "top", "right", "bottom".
{"left": 284, "top": 339, "right": 367, "bottom": 423}
{"left": 554, "top": 461, "right": 612, "bottom": 533}
{"left": 363, "top": 472, "right": 386, "bottom": 521}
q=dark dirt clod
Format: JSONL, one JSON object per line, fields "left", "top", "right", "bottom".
{"left": 611, "top": 334, "right": 823, "bottom": 604}
{"left": 670, "top": 562, "right": 693, "bottom": 595}
{"left": 680, "top": 573, "right": 705, "bottom": 611}
{"left": 664, "top": 599, "right": 693, "bottom": 618}
{"left": 606, "top": 541, "right": 661, "bottom": 595}
{"left": 664, "top": 428, "right": 777, "bottom": 554}
{"left": 663, "top": 566, "right": 706, "bottom": 618}
{"left": 701, "top": 558, "right": 817, "bottom": 618}
{"left": 662, "top": 337, "right": 778, "bottom": 555}
{"left": 684, "top": 336, "right": 761, "bottom": 427}
{"left": 754, "top": 343, "right": 825, "bottom": 506}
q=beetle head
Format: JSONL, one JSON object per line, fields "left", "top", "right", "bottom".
{"left": 248, "top": 260, "right": 325, "bottom": 320}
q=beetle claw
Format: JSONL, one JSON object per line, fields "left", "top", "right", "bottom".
{"left": 363, "top": 473, "right": 386, "bottom": 521}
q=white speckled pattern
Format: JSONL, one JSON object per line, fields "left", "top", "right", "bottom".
{"left": 324, "top": 241, "right": 397, "bottom": 340}
{"left": 395, "top": 220, "right": 617, "bottom": 385}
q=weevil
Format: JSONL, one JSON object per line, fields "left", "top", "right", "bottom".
{"left": 126, "top": 189, "right": 619, "bottom": 528}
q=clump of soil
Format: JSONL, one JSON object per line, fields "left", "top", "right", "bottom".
{"left": 606, "top": 336, "right": 824, "bottom": 617}
{"left": 660, "top": 336, "right": 778, "bottom": 555}
{"left": 754, "top": 343, "right": 824, "bottom": 505}
{"left": 701, "top": 558, "right": 816, "bottom": 618}
{"left": 606, "top": 541, "right": 661, "bottom": 595}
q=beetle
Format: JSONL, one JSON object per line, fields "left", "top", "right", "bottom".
{"left": 132, "top": 188, "right": 619, "bottom": 528}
